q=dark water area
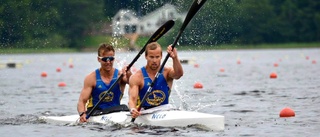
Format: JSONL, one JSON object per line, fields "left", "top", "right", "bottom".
{"left": 0, "top": 48, "right": 319, "bottom": 137}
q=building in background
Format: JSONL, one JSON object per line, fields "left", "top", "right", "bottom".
{"left": 112, "top": 4, "right": 186, "bottom": 36}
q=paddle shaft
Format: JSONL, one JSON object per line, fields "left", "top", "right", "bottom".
{"left": 85, "top": 20, "right": 175, "bottom": 119}
{"left": 131, "top": 0, "right": 207, "bottom": 122}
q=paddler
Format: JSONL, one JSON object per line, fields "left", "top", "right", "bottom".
{"left": 77, "top": 43, "right": 132, "bottom": 123}
{"left": 128, "top": 42, "right": 184, "bottom": 119}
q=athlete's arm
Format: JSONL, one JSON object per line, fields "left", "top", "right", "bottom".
{"left": 167, "top": 45, "right": 184, "bottom": 79}
{"left": 77, "top": 73, "right": 94, "bottom": 122}
{"left": 128, "top": 73, "right": 141, "bottom": 118}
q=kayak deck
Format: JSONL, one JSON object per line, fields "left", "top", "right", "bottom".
{"left": 40, "top": 105, "right": 224, "bottom": 131}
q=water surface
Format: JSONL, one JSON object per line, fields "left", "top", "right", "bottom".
{"left": 0, "top": 48, "right": 319, "bottom": 136}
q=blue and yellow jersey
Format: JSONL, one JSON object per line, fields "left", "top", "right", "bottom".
{"left": 138, "top": 67, "right": 170, "bottom": 108}
{"left": 87, "top": 69, "right": 122, "bottom": 110}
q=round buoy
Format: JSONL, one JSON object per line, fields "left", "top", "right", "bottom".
{"left": 270, "top": 72, "right": 277, "bottom": 79}
{"left": 56, "top": 67, "right": 61, "bottom": 72}
{"left": 273, "top": 63, "right": 279, "bottom": 67}
{"left": 41, "top": 72, "right": 47, "bottom": 77}
{"left": 279, "top": 107, "right": 295, "bottom": 117}
{"left": 312, "top": 60, "right": 316, "bottom": 64}
{"left": 194, "top": 63, "right": 199, "bottom": 68}
{"left": 193, "top": 82, "right": 203, "bottom": 89}
{"left": 219, "top": 68, "right": 225, "bottom": 72}
{"left": 69, "top": 64, "right": 74, "bottom": 68}
{"left": 237, "top": 60, "right": 241, "bottom": 64}
{"left": 306, "top": 56, "right": 309, "bottom": 60}
{"left": 58, "top": 82, "right": 66, "bottom": 87}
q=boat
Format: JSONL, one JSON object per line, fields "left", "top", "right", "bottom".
{"left": 39, "top": 104, "right": 224, "bottom": 131}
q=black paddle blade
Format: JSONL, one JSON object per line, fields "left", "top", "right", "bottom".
{"left": 180, "top": 0, "right": 207, "bottom": 32}
{"left": 149, "top": 20, "right": 175, "bottom": 43}
{"left": 127, "top": 20, "right": 175, "bottom": 69}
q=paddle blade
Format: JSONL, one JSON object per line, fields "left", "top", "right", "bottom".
{"left": 180, "top": 0, "right": 207, "bottom": 31}
{"left": 149, "top": 20, "right": 175, "bottom": 43}
{"left": 127, "top": 20, "right": 175, "bottom": 69}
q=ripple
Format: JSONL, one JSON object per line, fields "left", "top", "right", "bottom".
{"left": 230, "top": 110, "right": 255, "bottom": 113}
{"left": 0, "top": 114, "right": 45, "bottom": 125}
{"left": 222, "top": 104, "right": 236, "bottom": 107}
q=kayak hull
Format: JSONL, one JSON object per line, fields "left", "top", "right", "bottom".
{"left": 40, "top": 110, "right": 224, "bottom": 131}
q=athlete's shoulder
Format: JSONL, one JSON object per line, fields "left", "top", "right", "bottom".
{"left": 132, "top": 70, "right": 143, "bottom": 78}
{"left": 85, "top": 71, "right": 96, "bottom": 79}
{"left": 84, "top": 71, "right": 97, "bottom": 86}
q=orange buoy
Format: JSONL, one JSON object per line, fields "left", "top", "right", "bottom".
{"left": 194, "top": 63, "right": 199, "bottom": 68}
{"left": 306, "top": 56, "right": 309, "bottom": 60}
{"left": 312, "top": 60, "right": 316, "bottom": 64}
{"left": 69, "top": 64, "right": 74, "bottom": 68}
{"left": 279, "top": 107, "right": 295, "bottom": 117}
{"left": 219, "top": 68, "right": 225, "bottom": 72}
{"left": 58, "top": 82, "right": 66, "bottom": 87}
{"left": 237, "top": 60, "right": 241, "bottom": 64}
{"left": 270, "top": 72, "right": 277, "bottom": 79}
{"left": 41, "top": 72, "right": 47, "bottom": 77}
{"left": 56, "top": 67, "right": 61, "bottom": 72}
{"left": 193, "top": 82, "right": 203, "bottom": 89}
{"left": 273, "top": 63, "right": 279, "bottom": 67}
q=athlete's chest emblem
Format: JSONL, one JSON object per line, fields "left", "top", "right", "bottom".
{"left": 99, "top": 91, "right": 114, "bottom": 102}
{"left": 146, "top": 90, "right": 166, "bottom": 106}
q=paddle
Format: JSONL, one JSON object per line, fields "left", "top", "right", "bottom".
{"left": 131, "top": 0, "right": 207, "bottom": 122}
{"left": 85, "top": 20, "right": 175, "bottom": 119}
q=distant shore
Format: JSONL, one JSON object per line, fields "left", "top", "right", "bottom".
{"left": 1, "top": 42, "right": 319, "bottom": 54}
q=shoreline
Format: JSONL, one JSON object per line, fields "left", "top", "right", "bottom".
{"left": 1, "top": 43, "right": 319, "bottom": 54}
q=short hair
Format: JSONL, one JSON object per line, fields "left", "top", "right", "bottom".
{"left": 97, "top": 43, "right": 115, "bottom": 56}
{"left": 145, "top": 42, "right": 162, "bottom": 56}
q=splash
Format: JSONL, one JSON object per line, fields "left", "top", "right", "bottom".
{"left": 173, "top": 81, "right": 217, "bottom": 111}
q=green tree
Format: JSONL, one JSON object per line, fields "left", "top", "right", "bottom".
{"left": 0, "top": 0, "right": 104, "bottom": 49}
{"left": 176, "top": 0, "right": 241, "bottom": 46}
{"left": 235, "top": 0, "right": 277, "bottom": 44}
{"left": 55, "top": 0, "right": 104, "bottom": 49}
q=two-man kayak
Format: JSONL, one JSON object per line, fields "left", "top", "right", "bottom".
{"left": 40, "top": 104, "right": 224, "bottom": 131}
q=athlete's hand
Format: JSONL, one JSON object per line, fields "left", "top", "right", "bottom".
{"left": 167, "top": 45, "right": 177, "bottom": 59}
{"left": 130, "top": 108, "right": 140, "bottom": 118}
{"left": 122, "top": 65, "right": 132, "bottom": 75}
{"left": 79, "top": 114, "right": 87, "bottom": 123}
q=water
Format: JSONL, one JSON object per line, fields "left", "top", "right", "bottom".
{"left": 0, "top": 48, "right": 319, "bottom": 137}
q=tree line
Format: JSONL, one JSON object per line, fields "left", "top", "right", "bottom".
{"left": 1, "top": 0, "right": 319, "bottom": 50}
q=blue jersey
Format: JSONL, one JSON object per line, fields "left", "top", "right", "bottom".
{"left": 87, "top": 69, "right": 122, "bottom": 110}
{"left": 139, "top": 67, "right": 170, "bottom": 108}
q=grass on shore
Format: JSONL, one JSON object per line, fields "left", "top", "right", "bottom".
{"left": 0, "top": 48, "right": 78, "bottom": 54}
{"left": 177, "top": 42, "right": 320, "bottom": 51}
{"left": 1, "top": 35, "right": 319, "bottom": 54}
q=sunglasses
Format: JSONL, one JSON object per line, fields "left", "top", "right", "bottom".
{"left": 98, "top": 56, "right": 115, "bottom": 62}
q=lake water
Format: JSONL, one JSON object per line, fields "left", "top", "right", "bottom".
{"left": 0, "top": 48, "right": 319, "bottom": 137}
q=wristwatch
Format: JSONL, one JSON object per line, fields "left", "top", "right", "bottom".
{"left": 79, "top": 112, "right": 85, "bottom": 116}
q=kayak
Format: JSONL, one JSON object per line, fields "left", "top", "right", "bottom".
{"left": 39, "top": 104, "right": 224, "bottom": 131}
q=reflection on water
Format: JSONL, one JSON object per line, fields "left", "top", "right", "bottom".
{"left": 0, "top": 48, "right": 319, "bottom": 136}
